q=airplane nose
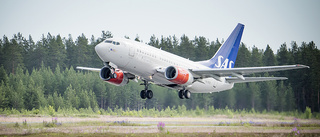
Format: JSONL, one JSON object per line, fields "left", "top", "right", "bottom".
{"left": 95, "top": 43, "right": 104, "bottom": 53}
{"left": 95, "top": 43, "right": 109, "bottom": 61}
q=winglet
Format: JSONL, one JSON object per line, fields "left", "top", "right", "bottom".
{"left": 199, "top": 23, "right": 244, "bottom": 69}
{"left": 296, "top": 64, "right": 310, "bottom": 68}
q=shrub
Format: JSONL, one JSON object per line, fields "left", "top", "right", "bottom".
{"left": 305, "top": 107, "right": 312, "bottom": 119}
{"left": 10, "top": 108, "right": 20, "bottom": 115}
{"left": 48, "top": 105, "right": 55, "bottom": 116}
{"left": 32, "top": 108, "right": 39, "bottom": 115}
{"left": 195, "top": 106, "right": 204, "bottom": 116}
{"left": 22, "top": 119, "right": 27, "bottom": 127}
{"left": 227, "top": 109, "right": 234, "bottom": 118}
{"left": 14, "top": 122, "right": 20, "bottom": 128}
{"left": 43, "top": 117, "right": 62, "bottom": 127}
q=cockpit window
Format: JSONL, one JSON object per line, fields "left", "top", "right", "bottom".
{"left": 105, "top": 40, "right": 120, "bottom": 45}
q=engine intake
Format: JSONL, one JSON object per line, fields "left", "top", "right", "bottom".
{"left": 100, "top": 67, "right": 129, "bottom": 86}
{"left": 164, "top": 66, "right": 193, "bottom": 85}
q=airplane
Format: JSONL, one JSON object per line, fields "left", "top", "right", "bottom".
{"left": 77, "top": 23, "right": 309, "bottom": 99}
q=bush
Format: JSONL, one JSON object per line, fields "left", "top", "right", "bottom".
{"left": 22, "top": 119, "right": 27, "bottom": 127}
{"left": 10, "top": 108, "right": 20, "bottom": 115}
{"left": 43, "top": 117, "right": 62, "bottom": 127}
{"left": 14, "top": 122, "right": 20, "bottom": 128}
{"left": 48, "top": 105, "right": 55, "bottom": 116}
{"left": 305, "top": 107, "right": 312, "bottom": 119}
{"left": 208, "top": 106, "right": 215, "bottom": 115}
{"left": 195, "top": 106, "right": 204, "bottom": 116}
{"left": 32, "top": 108, "right": 40, "bottom": 115}
{"left": 227, "top": 109, "right": 234, "bottom": 118}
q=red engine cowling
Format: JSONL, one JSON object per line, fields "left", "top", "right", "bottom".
{"left": 100, "top": 67, "right": 129, "bottom": 86}
{"left": 164, "top": 66, "right": 194, "bottom": 85}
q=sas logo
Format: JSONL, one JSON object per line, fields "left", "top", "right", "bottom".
{"left": 110, "top": 48, "right": 116, "bottom": 52}
{"left": 215, "top": 56, "right": 234, "bottom": 69}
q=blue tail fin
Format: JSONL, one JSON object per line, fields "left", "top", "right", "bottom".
{"left": 199, "top": 23, "right": 244, "bottom": 68}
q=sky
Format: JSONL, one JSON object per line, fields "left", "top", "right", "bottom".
{"left": 0, "top": 0, "right": 319, "bottom": 51}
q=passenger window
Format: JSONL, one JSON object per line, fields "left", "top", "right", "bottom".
{"left": 116, "top": 42, "right": 120, "bottom": 45}
{"left": 105, "top": 40, "right": 112, "bottom": 43}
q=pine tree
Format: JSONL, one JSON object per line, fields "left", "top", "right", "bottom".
{"left": 195, "top": 36, "right": 209, "bottom": 61}
{"left": 178, "top": 35, "right": 195, "bottom": 60}
{"left": 74, "top": 34, "right": 91, "bottom": 67}
{"left": 0, "top": 83, "right": 8, "bottom": 108}
{"left": 135, "top": 35, "right": 140, "bottom": 42}
{"left": 2, "top": 36, "right": 24, "bottom": 74}
{"left": 65, "top": 34, "right": 76, "bottom": 67}
{"left": 251, "top": 46, "right": 263, "bottom": 67}
{"left": 64, "top": 85, "right": 80, "bottom": 109}
{"left": 53, "top": 91, "right": 64, "bottom": 110}
{"left": 0, "top": 65, "right": 8, "bottom": 84}
{"left": 0, "top": 38, "right": 3, "bottom": 66}
{"left": 10, "top": 80, "right": 25, "bottom": 110}
{"left": 285, "top": 84, "right": 295, "bottom": 111}
{"left": 263, "top": 45, "right": 277, "bottom": 66}
{"left": 260, "top": 73, "right": 277, "bottom": 111}
{"left": 47, "top": 94, "right": 55, "bottom": 109}
{"left": 148, "top": 35, "right": 159, "bottom": 48}
{"left": 24, "top": 78, "right": 41, "bottom": 110}
{"left": 46, "top": 34, "right": 67, "bottom": 70}
{"left": 249, "top": 82, "right": 261, "bottom": 110}
{"left": 23, "top": 35, "right": 36, "bottom": 72}
{"left": 276, "top": 81, "right": 287, "bottom": 111}
{"left": 235, "top": 43, "right": 250, "bottom": 67}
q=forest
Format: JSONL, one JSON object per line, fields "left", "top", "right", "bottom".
{"left": 0, "top": 31, "right": 319, "bottom": 116}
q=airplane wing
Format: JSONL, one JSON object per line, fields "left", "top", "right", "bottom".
{"left": 76, "top": 67, "right": 101, "bottom": 72}
{"left": 190, "top": 64, "right": 309, "bottom": 80}
{"left": 76, "top": 66, "right": 136, "bottom": 79}
{"left": 225, "top": 77, "right": 287, "bottom": 83}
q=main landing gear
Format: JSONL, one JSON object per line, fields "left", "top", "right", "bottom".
{"left": 178, "top": 90, "right": 191, "bottom": 99}
{"left": 140, "top": 81, "right": 153, "bottom": 99}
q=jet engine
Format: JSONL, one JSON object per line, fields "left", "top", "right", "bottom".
{"left": 164, "top": 66, "right": 194, "bottom": 85}
{"left": 100, "top": 67, "right": 129, "bottom": 86}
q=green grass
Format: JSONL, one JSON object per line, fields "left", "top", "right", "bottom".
{"left": 2, "top": 132, "right": 320, "bottom": 137}
{"left": 4, "top": 120, "right": 149, "bottom": 130}
{"left": 2, "top": 106, "right": 320, "bottom": 119}
{"left": 1, "top": 114, "right": 319, "bottom": 136}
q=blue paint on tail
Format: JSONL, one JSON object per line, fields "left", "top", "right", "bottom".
{"left": 199, "top": 23, "right": 244, "bottom": 68}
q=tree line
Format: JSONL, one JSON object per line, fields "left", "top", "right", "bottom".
{"left": 0, "top": 32, "right": 319, "bottom": 113}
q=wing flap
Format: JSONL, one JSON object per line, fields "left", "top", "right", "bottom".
{"left": 226, "top": 77, "right": 287, "bottom": 83}
{"left": 190, "top": 64, "right": 309, "bottom": 78}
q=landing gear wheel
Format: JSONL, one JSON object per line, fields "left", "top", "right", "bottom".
{"left": 140, "top": 90, "right": 147, "bottom": 99}
{"left": 146, "top": 90, "right": 153, "bottom": 99}
{"left": 184, "top": 90, "right": 191, "bottom": 99}
{"left": 178, "top": 90, "right": 185, "bottom": 99}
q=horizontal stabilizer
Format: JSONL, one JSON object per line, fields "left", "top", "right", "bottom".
{"left": 226, "top": 77, "right": 287, "bottom": 83}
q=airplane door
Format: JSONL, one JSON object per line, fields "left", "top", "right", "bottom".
{"left": 129, "top": 46, "right": 135, "bottom": 57}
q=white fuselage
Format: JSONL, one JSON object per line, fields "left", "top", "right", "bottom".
{"left": 95, "top": 38, "right": 233, "bottom": 93}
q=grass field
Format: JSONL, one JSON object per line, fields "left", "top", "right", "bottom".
{"left": 1, "top": 115, "right": 320, "bottom": 136}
